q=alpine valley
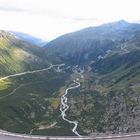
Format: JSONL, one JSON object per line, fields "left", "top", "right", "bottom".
{"left": 0, "top": 20, "right": 140, "bottom": 136}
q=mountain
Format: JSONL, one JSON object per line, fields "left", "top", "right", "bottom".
{"left": 44, "top": 20, "right": 140, "bottom": 64}
{"left": 0, "top": 30, "right": 48, "bottom": 77}
{"left": 10, "top": 31, "right": 47, "bottom": 47}
{"left": 43, "top": 20, "right": 140, "bottom": 135}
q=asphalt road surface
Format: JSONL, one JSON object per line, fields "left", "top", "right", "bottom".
{"left": 115, "top": 137, "right": 140, "bottom": 140}
{"left": 1, "top": 134, "right": 140, "bottom": 140}
{"left": 0, "top": 134, "right": 32, "bottom": 140}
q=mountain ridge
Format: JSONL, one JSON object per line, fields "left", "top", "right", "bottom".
{"left": 10, "top": 31, "right": 47, "bottom": 47}
{"left": 44, "top": 20, "right": 140, "bottom": 64}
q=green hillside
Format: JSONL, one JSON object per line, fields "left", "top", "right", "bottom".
{"left": 0, "top": 30, "right": 47, "bottom": 77}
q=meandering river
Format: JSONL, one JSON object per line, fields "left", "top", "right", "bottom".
{"left": 60, "top": 79, "right": 81, "bottom": 137}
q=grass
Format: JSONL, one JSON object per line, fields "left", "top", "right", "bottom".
{"left": 0, "top": 68, "right": 71, "bottom": 134}
{"left": 0, "top": 37, "right": 49, "bottom": 77}
{"left": 47, "top": 98, "right": 60, "bottom": 109}
{"left": 0, "top": 79, "right": 11, "bottom": 91}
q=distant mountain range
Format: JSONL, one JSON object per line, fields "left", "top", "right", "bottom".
{"left": 44, "top": 20, "right": 140, "bottom": 64}
{"left": 10, "top": 31, "right": 47, "bottom": 47}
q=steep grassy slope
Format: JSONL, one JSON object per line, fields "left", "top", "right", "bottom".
{"left": 0, "top": 67, "right": 71, "bottom": 134}
{"left": 0, "top": 30, "right": 47, "bottom": 77}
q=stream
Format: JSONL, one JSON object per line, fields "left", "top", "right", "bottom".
{"left": 60, "top": 79, "right": 82, "bottom": 137}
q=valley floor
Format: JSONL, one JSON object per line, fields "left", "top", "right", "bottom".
{"left": 0, "top": 62, "right": 140, "bottom": 136}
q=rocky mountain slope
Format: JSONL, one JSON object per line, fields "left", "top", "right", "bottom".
{"left": 44, "top": 20, "right": 140, "bottom": 64}
{"left": 43, "top": 20, "right": 140, "bottom": 135}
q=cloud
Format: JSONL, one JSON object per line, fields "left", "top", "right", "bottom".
{"left": 0, "top": 0, "right": 24, "bottom": 12}
{"left": 0, "top": 6, "right": 23, "bottom": 12}
{"left": 72, "top": 18, "right": 98, "bottom": 22}
{"left": 0, "top": 0, "right": 140, "bottom": 40}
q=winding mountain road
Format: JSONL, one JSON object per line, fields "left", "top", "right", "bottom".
{"left": 0, "top": 64, "right": 65, "bottom": 81}
{"left": 0, "top": 64, "right": 64, "bottom": 100}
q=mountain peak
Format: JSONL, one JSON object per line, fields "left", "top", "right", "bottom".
{"left": 117, "top": 20, "right": 129, "bottom": 24}
{"left": 113, "top": 20, "right": 130, "bottom": 26}
{"left": 101, "top": 20, "right": 130, "bottom": 28}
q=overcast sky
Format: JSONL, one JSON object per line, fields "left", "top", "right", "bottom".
{"left": 0, "top": 0, "right": 140, "bottom": 40}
